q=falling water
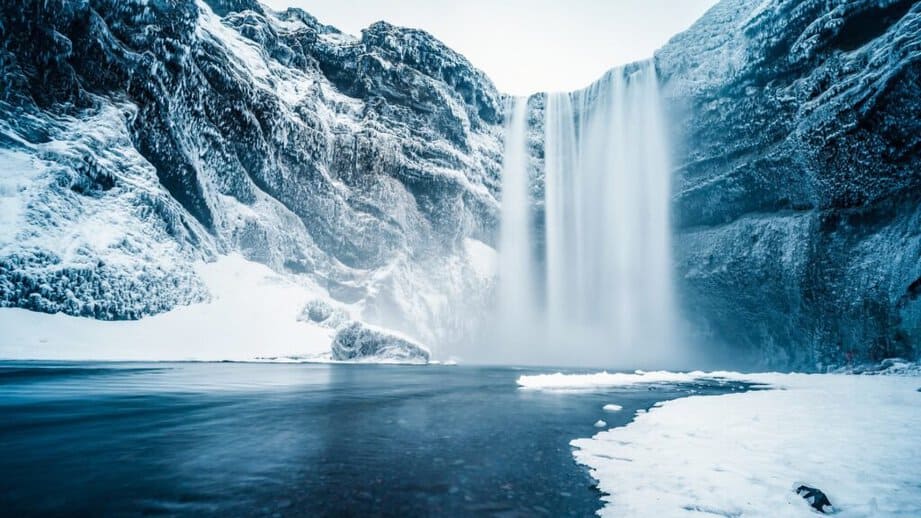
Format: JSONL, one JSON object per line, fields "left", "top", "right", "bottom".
{"left": 491, "top": 64, "right": 678, "bottom": 367}
{"left": 497, "top": 97, "right": 538, "bottom": 349}
{"left": 543, "top": 61, "right": 676, "bottom": 367}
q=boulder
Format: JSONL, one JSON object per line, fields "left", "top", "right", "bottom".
{"left": 795, "top": 485, "right": 833, "bottom": 513}
{"left": 331, "top": 322, "right": 430, "bottom": 363}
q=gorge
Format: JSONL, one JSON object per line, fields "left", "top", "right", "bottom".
{"left": 0, "top": 0, "right": 919, "bottom": 369}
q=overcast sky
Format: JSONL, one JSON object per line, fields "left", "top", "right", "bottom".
{"left": 260, "top": 0, "right": 719, "bottom": 95}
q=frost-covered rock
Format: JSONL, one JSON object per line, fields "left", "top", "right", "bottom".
{"left": 654, "top": 0, "right": 921, "bottom": 369}
{"left": 298, "top": 299, "right": 348, "bottom": 329}
{"left": 0, "top": 0, "right": 502, "bottom": 352}
{"left": 844, "top": 358, "right": 921, "bottom": 376}
{"left": 331, "top": 322, "right": 430, "bottom": 363}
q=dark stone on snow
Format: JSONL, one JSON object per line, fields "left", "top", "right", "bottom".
{"left": 796, "top": 485, "right": 833, "bottom": 513}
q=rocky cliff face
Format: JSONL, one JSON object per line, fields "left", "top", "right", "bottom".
{"left": 0, "top": 0, "right": 503, "bottom": 350}
{"left": 657, "top": 0, "right": 921, "bottom": 369}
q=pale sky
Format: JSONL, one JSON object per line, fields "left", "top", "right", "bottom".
{"left": 260, "top": 0, "right": 719, "bottom": 95}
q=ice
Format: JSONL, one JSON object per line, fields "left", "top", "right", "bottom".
{"left": 602, "top": 404, "right": 623, "bottom": 412}
{"left": 594, "top": 420, "right": 607, "bottom": 428}
{"left": 550, "top": 371, "right": 921, "bottom": 517}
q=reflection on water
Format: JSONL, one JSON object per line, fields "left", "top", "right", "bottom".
{"left": 0, "top": 362, "right": 744, "bottom": 516}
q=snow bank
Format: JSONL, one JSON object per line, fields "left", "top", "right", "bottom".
{"left": 517, "top": 370, "right": 740, "bottom": 389}
{"left": 0, "top": 254, "right": 336, "bottom": 361}
{"left": 560, "top": 371, "right": 921, "bottom": 517}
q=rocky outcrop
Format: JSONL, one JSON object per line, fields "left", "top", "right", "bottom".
{"left": 331, "top": 322, "right": 430, "bottom": 363}
{"left": 656, "top": 0, "right": 921, "bottom": 369}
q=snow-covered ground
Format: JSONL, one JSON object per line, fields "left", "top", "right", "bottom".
{"left": 0, "top": 254, "right": 339, "bottom": 361}
{"left": 520, "top": 370, "right": 921, "bottom": 517}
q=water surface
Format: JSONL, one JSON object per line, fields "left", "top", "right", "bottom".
{"left": 0, "top": 362, "right": 745, "bottom": 516}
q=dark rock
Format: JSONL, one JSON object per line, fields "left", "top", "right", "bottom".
{"left": 795, "top": 485, "right": 833, "bottom": 513}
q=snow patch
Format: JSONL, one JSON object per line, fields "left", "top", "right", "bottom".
{"left": 553, "top": 371, "right": 921, "bottom": 517}
{"left": 517, "top": 370, "right": 737, "bottom": 389}
{"left": 0, "top": 149, "right": 44, "bottom": 245}
{"left": 0, "top": 254, "right": 334, "bottom": 361}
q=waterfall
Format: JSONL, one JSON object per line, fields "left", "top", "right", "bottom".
{"left": 492, "top": 63, "right": 678, "bottom": 368}
{"left": 497, "top": 97, "right": 539, "bottom": 350}
{"left": 543, "top": 61, "right": 676, "bottom": 367}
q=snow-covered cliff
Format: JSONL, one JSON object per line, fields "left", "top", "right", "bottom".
{"left": 658, "top": 0, "right": 921, "bottom": 369}
{"left": 0, "top": 0, "right": 503, "bottom": 359}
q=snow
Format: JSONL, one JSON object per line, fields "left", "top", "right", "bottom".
{"left": 602, "top": 404, "right": 623, "bottom": 412}
{"left": 196, "top": 1, "right": 271, "bottom": 82}
{"left": 464, "top": 238, "right": 497, "bottom": 280}
{"left": 269, "top": 16, "right": 308, "bottom": 33}
{"left": 0, "top": 102, "right": 203, "bottom": 267}
{"left": 517, "top": 369, "right": 736, "bottom": 389}
{"left": 526, "top": 370, "right": 921, "bottom": 517}
{"left": 0, "top": 254, "right": 336, "bottom": 361}
{"left": 196, "top": 1, "right": 316, "bottom": 106}
{"left": 318, "top": 32, "right": 358, "bottom": 46}
{"left": 0, "top": 149, "right": 43, "bottom": 245}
